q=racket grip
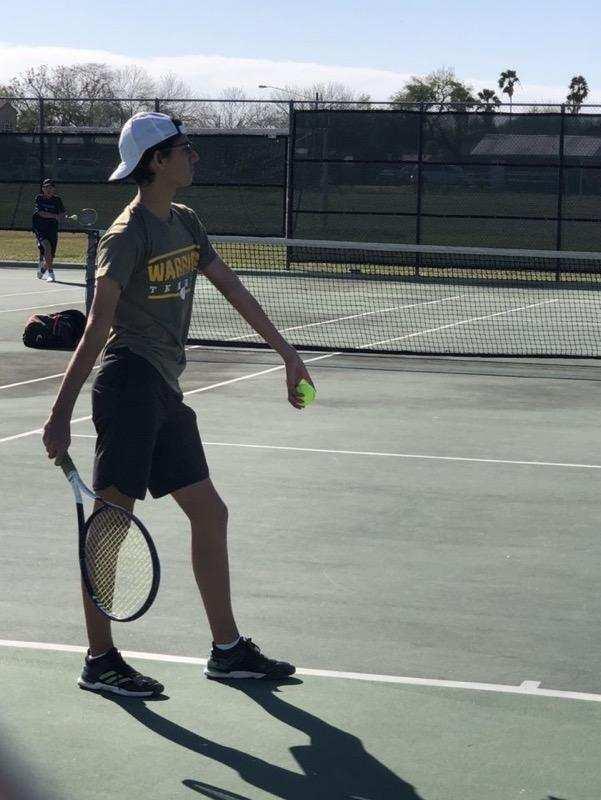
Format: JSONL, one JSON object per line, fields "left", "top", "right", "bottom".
{"left": 55, "top": 452, "right": 77, "bottom": 477}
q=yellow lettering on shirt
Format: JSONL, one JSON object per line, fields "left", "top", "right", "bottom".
{"left": 148, "top": 263, "right": 165, "bottom": 282}
{"left": 147, "top": 245, "right": 200, "bottom": 286}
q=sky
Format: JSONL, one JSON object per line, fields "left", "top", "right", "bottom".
{"left": 1, "top": 0, "right": 600, "bottom": 103}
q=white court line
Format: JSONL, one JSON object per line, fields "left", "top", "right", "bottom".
{"left": 0, "top": 287, "right": 83, "bottom": 300}
{"left": 0, "top": 353, "right": 333, "bottom": 445}
{"left": 0, "top": 299, "right": 86, "bottom": 314}
{"left": 0, "top": 295, "right": 579, "bottom": 439}
{"left": 0, "top": 366, "right": 100, "bottom": 392}
{"left": 0, "top": 639, "right": 599, "bottom": 703}
{"left": 361, "top": 298, "right": 560, "bottom": 350}
{"left": 68, "top": 437, "right": 601, "bottom": 470}
{"left": 0, "top": 289, "right": 565, "bottom": 392}
{"left": 218, "top": 294, "right": 465, "bottom": 343}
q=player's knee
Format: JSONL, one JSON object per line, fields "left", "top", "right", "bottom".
{"left": 211, "top": 498, "right": 228, "bottom": 531}
{"left": 189, "top": 497, "right": 228, "bottom": 537}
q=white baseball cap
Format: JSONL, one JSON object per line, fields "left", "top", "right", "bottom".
{"left": 108, "top": 112, "right": 186, "bottom": 181}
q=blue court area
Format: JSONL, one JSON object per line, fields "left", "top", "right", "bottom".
{"left": 1, "top": 265, "right": 601, "bottom": 800}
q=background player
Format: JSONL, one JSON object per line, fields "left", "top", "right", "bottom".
{"left": 32, "top": 179, "right": 67, "bottom": 282}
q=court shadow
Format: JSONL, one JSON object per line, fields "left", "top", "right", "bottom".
{"left": 53, "top": 278, "right": 86, "bottom": 288}
{"left": 103, "top": 679, "right": 423, "bottom": 800}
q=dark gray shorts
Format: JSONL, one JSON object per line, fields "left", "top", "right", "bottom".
{"left": 92, "top": 349, "right": 209, "bottom": 500}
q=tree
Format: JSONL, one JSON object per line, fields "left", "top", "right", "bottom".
{"left": 9, "top": 63, "right": 118, "bottom": 128}
{"left": 111, "top": 64, "right": 156, "bottom": 121}
{"left": 6, "top": 62, "right": 195, "bottom": 130}
{"left": 566, "top": 75, "right": 589, "bottom": 115}
{"left": 155, "top": 72, "right": 198, "bottom": 123}
{"left": 390, "top": 67, "right": 476, "bottom": 111}
{"left": 262, "top": 81, "right": 370, "bottom": 109}
{"left": 194, "top": 87, "right": 286, "bottom": 129}
{"left": 498, "top": 69, "right": 520, "bottom": 114}
{"left": 476, "top": 89, "right": 501, "bottom": 113}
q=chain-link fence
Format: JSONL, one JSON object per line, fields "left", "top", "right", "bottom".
{"left": 290, "top": 105, "right": 601, "bottom": 250}
{"left": 0, "top": 98, "right": 289, "bottom": 236}
{"left": 1, "top": 98, "right": 600, "bottom": 249}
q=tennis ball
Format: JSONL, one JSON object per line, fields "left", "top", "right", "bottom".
{"left": 296, "top": 379, "right": 316, "bottom": 407}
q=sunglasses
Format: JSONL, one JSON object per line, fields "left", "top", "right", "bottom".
{"left": 168, "top": 141, "right": 194, "bottom": 154}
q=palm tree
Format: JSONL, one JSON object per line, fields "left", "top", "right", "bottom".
{"left": 566, "top": 75, "right": 589, "bottom": 115}
{"left": 498, "top": 69, "right": 520, "bottom": 115}
{"left": 476, "top": 89, "right": 501, "bottom": 113}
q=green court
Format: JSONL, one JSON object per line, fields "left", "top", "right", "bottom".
{"left": 1, "top": 263, "right": 600, "bottom": 800}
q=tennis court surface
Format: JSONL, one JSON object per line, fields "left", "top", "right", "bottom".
{"left": 1, "top": 262, "right": 601, "bottom": 800}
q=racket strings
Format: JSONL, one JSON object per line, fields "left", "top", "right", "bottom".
{"left": 85, "top": 506, "right": 154, "bottom": 619}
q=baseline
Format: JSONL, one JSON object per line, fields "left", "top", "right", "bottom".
{"left": 1, "top": 639, "right": 599, "bottom": 703}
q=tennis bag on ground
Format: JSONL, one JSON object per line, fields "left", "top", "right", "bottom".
{"left": 23, "top": 309, "right": 86, "bottom": 350}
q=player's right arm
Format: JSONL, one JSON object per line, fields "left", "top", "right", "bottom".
{"left": 42, "top": 275, "right": 121, "bottom": 460}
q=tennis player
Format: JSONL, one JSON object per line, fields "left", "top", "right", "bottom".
{"left": 32, "top": 179, "right": 67, "bottom": 282}
{"left": 42, "top": 112, "right": 314, "bottom": 697}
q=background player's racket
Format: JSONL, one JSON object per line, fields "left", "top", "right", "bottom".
{"left": 67, "top": 208, "right": 98, "bottom": 227}
{"left": 55, "top": 452, "right": 160, "bottom": 622}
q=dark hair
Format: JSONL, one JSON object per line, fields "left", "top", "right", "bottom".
{"left": 130, "top": 118, "right": 183, "bottom": 186}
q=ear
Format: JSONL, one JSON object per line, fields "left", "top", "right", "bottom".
{"left": 150, "top": 150, "right": 166, "bottom": 173}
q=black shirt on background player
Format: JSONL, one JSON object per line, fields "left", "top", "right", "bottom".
{"left": 32, "top": 193, "right": 66, "bottom": 238}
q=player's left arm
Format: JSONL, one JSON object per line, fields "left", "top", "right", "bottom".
{"left": 202, "top": 254, "right": 313, "bottom": 407}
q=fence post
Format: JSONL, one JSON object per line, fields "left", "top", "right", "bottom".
{"left": 285, "top": 101, "right": 296, "bottom": 241}
{"left": 38, "top": 97, "right": 45, "bottom": 184}
{"left": 555, "top": 103, "right": 566, "bottom": 262}
{"left": 415, "top": 103, "right": 426, "bottom": 275}
{"left": 154, "top": 98, "right": 160, "bottom": 112}
{"left": 416, "top": 104, "right": 425, "bottom": 244}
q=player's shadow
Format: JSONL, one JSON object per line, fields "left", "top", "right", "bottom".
{"left": 53, "top": 278, "right": 86, "bottom": 288}
{"left": 105, "top": 679, "right": 423, "bottom": 800}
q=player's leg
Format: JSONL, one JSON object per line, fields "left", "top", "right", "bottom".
{"left": 153, "top": 399, "right": 295, "bottom": 679}
{"left": 79, "top": 351, "right": 165, "bottom": 696}
{"left": 44, "top": 234, "right": 57, "bottom": 281}
{"left": 34, "top": 233, "right": 48, "bottom": 278}
{"left": 171, "top": 478, "right": 239, "bottom": 644}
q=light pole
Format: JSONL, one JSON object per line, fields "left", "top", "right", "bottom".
{"left": 259, "top": 84, "right": 320, "bottom": 109}
{"left": 258, "top": 84, "right": 288, "bottom": 95}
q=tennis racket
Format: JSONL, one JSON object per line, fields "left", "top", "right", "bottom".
{"left": 67, "top": 208, "right": 98, "bottom": 227}
{"left": 55, "top": 452, "right": 160, "bottom": 622}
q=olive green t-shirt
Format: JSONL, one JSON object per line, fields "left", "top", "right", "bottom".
{"left": 96, "top": 202, "right": 217, "bottom": 397}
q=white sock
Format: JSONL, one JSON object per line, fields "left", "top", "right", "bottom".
{"left": 215, "top": 636, "right": 241, "bottom": 651}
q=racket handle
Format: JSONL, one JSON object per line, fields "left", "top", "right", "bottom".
{"left": 55, "top": 452, "right": 77, "bottom": 477}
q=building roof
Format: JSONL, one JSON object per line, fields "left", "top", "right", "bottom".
{"left": 471, "top": 134, "right": 601, "bottom": 158}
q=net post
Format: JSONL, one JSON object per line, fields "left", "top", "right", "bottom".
{"left": 85, "top": 229, "right": 100, "bottom": 315}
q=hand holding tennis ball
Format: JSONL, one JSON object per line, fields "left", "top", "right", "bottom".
{"left": 296, "top": 378, "right": 316, "bottom": 408}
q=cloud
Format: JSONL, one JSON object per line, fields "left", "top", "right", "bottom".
{"left": 1, "top": 42, "right": 600, "bottom": 105}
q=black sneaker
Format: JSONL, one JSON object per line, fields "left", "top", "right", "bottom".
{"left": 204, "top": 637, "right": 295, "bottom": 680}
{"left": 78, "top": 648, "right": 164, "bottom": 697}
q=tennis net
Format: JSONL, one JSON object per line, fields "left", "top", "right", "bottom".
{"left": 187, "top": 236, "right": 601, "bottom": 358}
{"left": 85, "top": 232, "right": 601, "bottom": 358}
